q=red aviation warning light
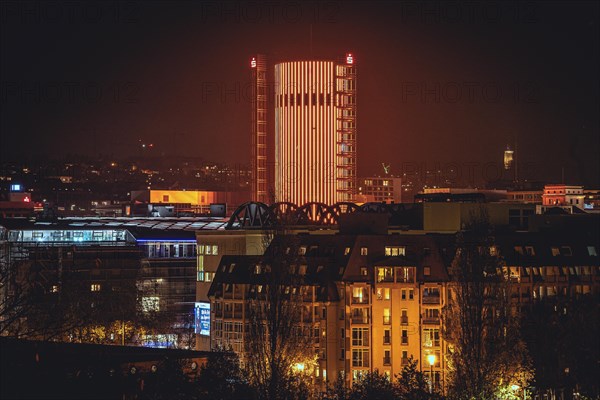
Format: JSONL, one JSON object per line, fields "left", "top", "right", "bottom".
{"left": 251, "top": 57, "right": 257, "bottom": 68}
{"left": 346, "top": 53, "right": 354, "bottom": 64}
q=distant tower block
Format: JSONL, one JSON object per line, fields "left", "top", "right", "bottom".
{"left": 504, "top": 146, "right": 514, "bottom": 170}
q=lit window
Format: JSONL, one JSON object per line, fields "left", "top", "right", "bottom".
{"left": 377, "top": 267, "right": 393, "bottom": 282}
{"left": 351, "top": 328, "right": 369, "bottom": 347}
{"left": 551, "top": 247, "right": 560, "bottom": 256}
{"left": 360, "top": 247, "right": 368, "bottom": 256}
{"left": 424, "top": 266, "right": 431, "bottom": 276}
{"left": 525, "top": 246, "right": 535, "bottom": 256}
{"left": 344, "top": 247, "right": 351, "bottom": 255}
{"left": 91, "top": 284, "right": 101, "bottom": 292}
{"left": 212, "top": 245, "right": 218, "bottom": 255}
{"left": 298, "top": 265, "right": 307, "bottom": 275}
{"left": 204, "top": 272, "right": 214, "bottom": 282}
{"left": 360, "top": 267, "right": 368, "bottom": 276}
{"left": 385, "top": 246, "right": 405, "bottom": 256}
{"left": 588, "top": 246, "right": 597, "bottom": 256}
{"left": 50, "top": 285, "right": 59, "bottom": 293}
{"left": 299, "top": 246, "right": 307, "bottom": 255}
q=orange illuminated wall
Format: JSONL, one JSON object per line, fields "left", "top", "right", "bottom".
{"left": 274, "top": 59, "right": 356, "bottom": 205}
{"left": 148, "top": 190, "right": 218, "bottom": 205}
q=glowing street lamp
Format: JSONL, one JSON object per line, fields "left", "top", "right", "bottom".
{"left": 294, "top": 363, "right": 305, "bottom": 373}
{"left": 511, "top": 384, "right": 526, "bottom": 400}
{"left": 427, "top": 354, "right": 436, "bottom": 393}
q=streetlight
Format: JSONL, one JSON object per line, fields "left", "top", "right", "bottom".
{"left": 427, "top": 354, "right": 436, "bottom": 394}
{"left": 294, "top": 363, "right": 305, "bottom": 373}
{"left": 511, "top": 384, "right": 525, "bottom": 400}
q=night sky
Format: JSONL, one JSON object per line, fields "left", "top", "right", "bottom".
{"left": 1, "top": 1, "right": 598, "bottom": 186}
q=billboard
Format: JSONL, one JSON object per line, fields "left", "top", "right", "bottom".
{"left": 195, "top": 302, "right": 210, "bottom": 336}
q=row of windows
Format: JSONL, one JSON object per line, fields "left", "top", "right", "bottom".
{"left": 276, "top": 93, "right": 333, "bottom": 107}
{"left": 513, "top": 245, "right": 597, "bottom": 257}
{"left": 144, "top": 243, "right": 196, "bottom": 259}
{"left": 353, "top": 286, "right": 437, "bottom": 303}
{"left": 507, "top": 266, "right": 598, "bottom": 278}
{"left": 15, "top": 229, "right": 128, "bottom": 243}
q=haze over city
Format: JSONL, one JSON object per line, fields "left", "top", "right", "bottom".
{"left": 1, "top": 1, "right": 598, "bottom": 185}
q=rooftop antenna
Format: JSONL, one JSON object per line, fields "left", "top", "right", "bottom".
{"left": 382, "top": 163, "right": 390, "bottom": 175}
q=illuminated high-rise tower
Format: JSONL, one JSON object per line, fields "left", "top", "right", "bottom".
{"left": 273, "top": 54, "right": 357, "bottom": 205}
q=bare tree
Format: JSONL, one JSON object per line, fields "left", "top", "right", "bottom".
{"left": 243, "top": 230, "right": 317, "bottom": 400}
{"left": 442, "top": 210, "right": 533, "bottom": 399}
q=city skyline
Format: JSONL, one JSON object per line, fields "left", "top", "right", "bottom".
{"left": 1, "top": 1, "right": 598, "bottom": 186}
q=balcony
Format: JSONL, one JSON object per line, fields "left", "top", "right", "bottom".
{"left": 352, "top": 296, "right": 369, "bottom": 305}
{"left": 422, "top": 295, "right": 440, "bottom": 305}
{"left": 422, "top": 316, "right": 440, "bottom": 325}
{"left": 401, "top": 357, "right": 409, "bottom": 366}
{"left": 401, "top": 337, "right": 408, "bottom": 345}
{"left": 383, "top": 316, "right": 391, "bottom": 325}
{"left": 352, "top": 315, "right": 369, "bottom": 324}
{"left": 383, "top": 356, "right": 391, "bottom": 365}
{"left": 383, "top": 336, "right": 391, "bottom": 345}
{"left": 400, "top": 316, "right": 408, "bottom": 325}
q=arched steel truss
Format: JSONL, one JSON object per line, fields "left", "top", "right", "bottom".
{"left": 227, "top": 201, "right": 407, "bottom": 229}
{"left": 225, "top": 202, "right": 272, "bottom": 230}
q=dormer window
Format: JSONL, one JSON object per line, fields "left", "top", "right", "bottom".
{"left": 385, "top": 246, "right": 406, "bottom": 256}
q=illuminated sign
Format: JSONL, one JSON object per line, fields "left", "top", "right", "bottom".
{"left": 251, "top": 57, "right": 257, "bottom": 68}
{"left": 10, "top": 184, "right": 21, "bottom": 192}
{"left": 195, "top": 302, "right": 210, "bottom": 336}
{"left": 346, "top": 53, "right": 353, "bottom": 64}
{"left": 23, "top": 196, "right": 30, "bottom": 203}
